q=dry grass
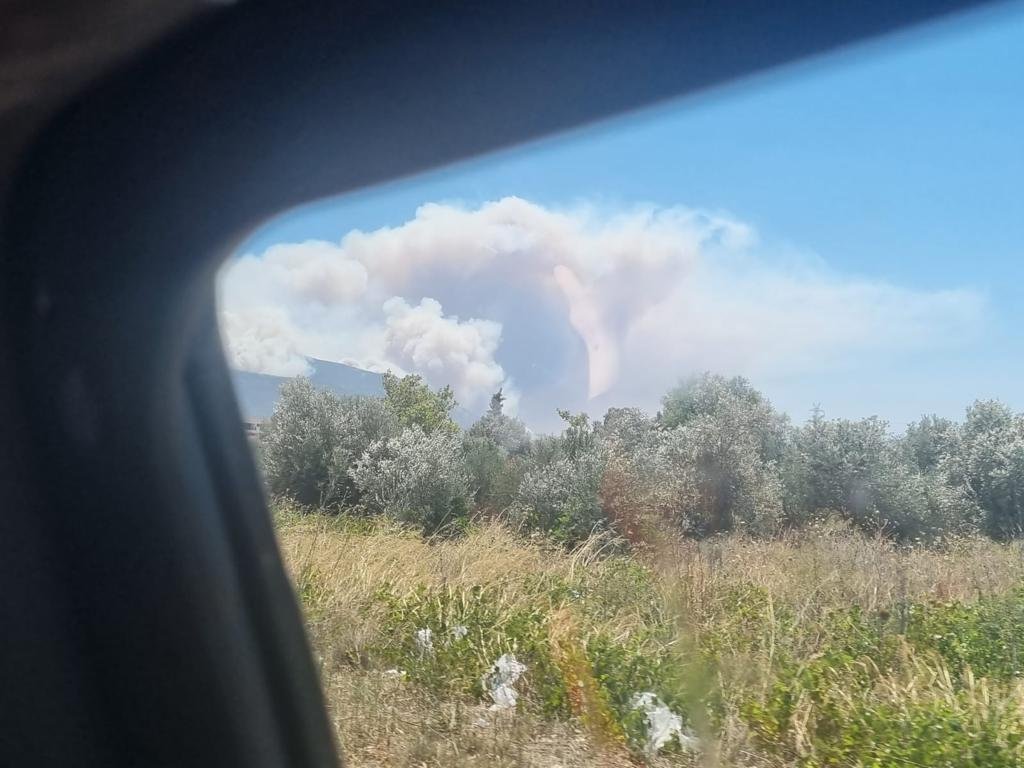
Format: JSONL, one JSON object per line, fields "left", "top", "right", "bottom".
{"left": 321, "top": 669, "right": 646, "bottom": 768}
{"left": 278, "top": 513, "right": 656, "bottom": 766}
{"left": 276, "top": 514, "right": 626, "bottom": 664}
{"left": 661, "top": 520, "right": 1024, "bottom": 615}
{"left": 275, "top": 510, "right": 1024, "bottom": 767}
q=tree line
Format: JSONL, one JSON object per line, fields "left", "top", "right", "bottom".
{"left": 258, "top": 371, "right": 1024, "bottom": 544}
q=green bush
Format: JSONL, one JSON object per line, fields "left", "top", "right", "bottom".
{"left": 586, "top": 631, "right": 695, "bottom": 748}
{"left": 907, "top": 588, "right": 1024, "bottom": 681}
{"left": 741, "top": 592, "right": 1024, "bottom": 766}
{"left": 811, "top": 686, "right": 1024, "bottom": 768}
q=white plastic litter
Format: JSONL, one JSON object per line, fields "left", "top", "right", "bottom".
{"left": 482, "top": 653, "right": 527, "bottom": 710}
{"left": 450, "top": 624, "right": 469, "bottom": 641}
{"left": 383, "top": 668, "right": 406, "bottom": 679}
{"left": 631, "top": 692, "right": 700, "bottom": 755}
{"left": 415, "top": 627, "right": 434, "bottom": 654}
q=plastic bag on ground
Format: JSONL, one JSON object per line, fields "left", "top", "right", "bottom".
{"left": 414, "top": 627, "right": 434, "bottom": 654}
{"left": 482, "top": 653, "right": 527, "bottom": 710}
{"left": 631, "top": 692, "right": 700, "bottom": 755}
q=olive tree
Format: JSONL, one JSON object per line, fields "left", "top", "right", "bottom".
{"left": 349, "top": 426, "right": 471, "bottom": 534}
{"left": 259, "top": 378, "right": 397, "bottom": 508}
{"left": 258, "top": 379, "right": 346, "bottom": 506}
{"left": 656, "top": 374, "right": 787, "bottom": 535}
{"left": 950, "top": 400, "right": 1024, "bottom": 539}
{"left": 513, "top": 411, "right": 606, "bottom": 545}
{"left": 786, "top": 410, "right": 973, "bottom": 540}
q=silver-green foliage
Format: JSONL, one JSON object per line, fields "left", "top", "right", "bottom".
{"left": 513, "top": 411, "right": 606, "bottom": 545}
{"left": 259, "top": 378, "right": 398, "bottom": 507}
{"left": 656, "top": 374, "right": 787, "bottom": 534}
{"left": 261, "top": 371, "right": 1024, "bottom": 544}
{"left": 467, "top": 389, "right": 530, "bottom": 455}
{"left": 349, "top": 426, "right": 471, "bottom": 533}
{"left": 788, "top": 410, "right": 978, "bottom": 540}
{"left": 950, "top": 400, "right": 1024, "bottom": 539}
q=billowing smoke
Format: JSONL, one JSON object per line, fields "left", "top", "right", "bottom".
{"left": 382, "top": 297, "right": 508, "bottom": 405}
{"left": 224, "top": 240, "right": 368, "bottom": 306}
{"left": 220, "top": 307, "right": 312, "bottom": 377}
{"left": 218, "top": 233, "right": 517, "bottom": 409}
{"left": 218, "top": 196, "right": 983, "bottom": 421}
{"left": 335, "top": 197, "right": 753, "bottom": 398}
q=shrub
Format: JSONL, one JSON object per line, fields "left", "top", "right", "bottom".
{"left": 746, "top": 656, "right": 1024, "bottom": 767}
{"left": 349, "top": 426, "right": 471, "bottom": 534}
{"left": 258, "top": 379, "right": 346, "bottom": 506}
{"left": 463, "top": 435, "right": 528, "bottom": 514}
{"left": 907, "top": 588, "right": 1024, "bottom": 681}
{"left": 953, "top": 400, "right": 1024, "bottom": 540}
{"left": 467, "top": 389, "right": 530, "bottom": 455}
{"left": 514, "top": 451, "right": 606, "bottom": 546}
{"left": 785, "top": 410, "right": 977, "bottom": 541}
{"left": 259, "top": 379, "right": 397, "bottom": 507}
{"left": 742, "top": 592, "right": 1024, "bottom": 766}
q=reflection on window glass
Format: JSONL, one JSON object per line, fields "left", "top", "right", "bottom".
{"left": 223, "top": 8, "right": 1024, "bottom": 766}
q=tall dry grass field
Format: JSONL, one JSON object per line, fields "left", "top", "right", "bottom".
{"left": 275, "top": 506, "right": 1024, "bottom": 767}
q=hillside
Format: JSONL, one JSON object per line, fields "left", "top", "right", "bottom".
{"left": 232, "top": 358, "right": 475, "bottom": 426}
{"left": 232, "top": 358, "right": 385, "bottom": 422}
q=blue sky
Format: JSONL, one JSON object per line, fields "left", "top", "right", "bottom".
{"left": 225, "top": 3, "right": 1024, "bottom": 431}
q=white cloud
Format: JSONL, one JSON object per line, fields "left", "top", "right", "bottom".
{"left": 622, "top": 256, "right": 984, "bottom": 400}
{"left": 219, "top": 197, "right": 984, "bottom": 419}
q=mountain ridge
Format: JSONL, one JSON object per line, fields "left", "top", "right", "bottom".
{"left": 231, "top": 358, "right": 475, "bottom": 427}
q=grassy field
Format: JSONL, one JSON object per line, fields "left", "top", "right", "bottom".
{"left": 275, "top": 505, "right": 1024, "bottom": 767}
